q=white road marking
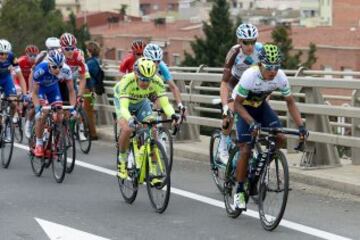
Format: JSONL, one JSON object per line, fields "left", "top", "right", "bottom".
{"left": 15, "top": 143, "right": 352, "bottom": 240}
{"left": 36, "top": 218, "right": 110, "bottom": 240}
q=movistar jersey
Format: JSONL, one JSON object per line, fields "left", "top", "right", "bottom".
{"left": 113, "top": 72, "right": 175, "bottom": 120}
{"left": 232, "top": 66, "right": 291, "bottom": 108}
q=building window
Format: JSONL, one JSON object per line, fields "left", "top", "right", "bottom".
{"left": 249, "top": 2, "right": 253, "bottom": 9}
{"left": 117, "top": 49, "right": 124, "bottom": 60}
{"left": 173, "top": 54, "right": 180, "bottom": 66}
{"left": 232, "top": 0, "right": 237, "bottom": 8}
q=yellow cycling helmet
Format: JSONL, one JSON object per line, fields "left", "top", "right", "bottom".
{"left": 134, "top": 57, "right": 157, "bottom": 80}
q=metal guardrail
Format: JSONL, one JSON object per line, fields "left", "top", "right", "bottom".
{"left": 96, "top": 63, "right": 360, "bottom": 167}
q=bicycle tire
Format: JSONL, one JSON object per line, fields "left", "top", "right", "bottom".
{"left": 51, "top": 124, "right": 67, "bottom": 183}
{"left": 258, "top": 150, "right": 289, "bottom": 231}
{"left": 65, "top": 122, "right": 76, "bottom": 174}
{"left": 158, "top": 126, "right": 173, "bottom": 172}
{"left": 146, "top": 140, "right": 171, "bottom": 214}
{"left": 117, "top": 145, "right": 138, "bottom": 204}
{"left": 209, "top": 129, "right": 226, "bottom": 194}
{"left": 224, "top": 147, "right": 242, "bottom": 218}
{"left": 1, "top": 119, "right": 15, "bottom": 169}
{"left": 76, "top": 109, "right": 92, "bottom": 154}
{"left": 29, "top": 126, "right": 45, "bottom": 176}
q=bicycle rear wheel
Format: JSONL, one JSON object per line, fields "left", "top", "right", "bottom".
{"left": 258, "top": 150, "right": 289, "bottom": 231}
{"left": 76, "top": 109, "right": 91, "bottom": 154}
{"left": 1, "top": 119, "right": 15, "bottom": 168}
{"left": 209, "top": 129, "right": 226, "bottom": 194}
{"left": 51, "top": 124, "right": 67, "bottom": 183}
{"left": 117, "top": 145, "right": 138, "bottom": 204}
{"left": 29, "top": 126, "right": 45, "bottom": 176}
{"left": 158, "top": 126, "right": 173, "bottom": 172}
{"left": 224, "top": 147, "right": 242, "bottom": 218}
{"left": 146, "top": 140, "right": 171, "bottom": 214}
{"left": 65, "top": 122, "right": 76, "bottom": 174}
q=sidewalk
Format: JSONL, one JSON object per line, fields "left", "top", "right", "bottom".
{"left": 97, "top": 125, "right": 360, "bottom": 196}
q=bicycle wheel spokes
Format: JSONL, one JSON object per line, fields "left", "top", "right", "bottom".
{"left": 209, "top": 129, "right": 226, "bottom": 194}
{"left": 65, "top": 124, "right": 76, "bottom": 174}
{"left": 76, "top": 110, "right": 91, "bottom": 154}
{"left": 224, "top": 148, "right": 241, "bottom": 218}
{"left": 52, "top": 126, "right": 67, "bottom": 183}
{"left": 146, "top": 140, "right": 170, "bottom": 213}
{"left": 158, "top": 127, "right": 173, "bottom": 172}
{"left": 259, "top": 150, "right": 289, "bottom": 231}
{"left": 118, "top": 147, "right": 138, "bottom": 203}
{"left": 1, "top": 120, "right": 15, "bottom": 168}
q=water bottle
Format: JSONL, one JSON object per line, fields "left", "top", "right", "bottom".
{"left": 43, "top": 128, "right": 49, "bottom": 142}
{"left": 247, "top": 155, "right": 257, "bottom": 180}
{"left": 255, "top": 152, "right": 266, "bottom": 176}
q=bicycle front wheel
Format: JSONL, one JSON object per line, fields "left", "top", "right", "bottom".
{"left": 14, "top": 117, "right": 23, "bottom": 143}
{"left": 209, "top": 129, "right": 226, "bottom": 194}
{"left": 51, "top": 124, "right": 67, "bottom": 183}
{"left": 146, "top": 140, "right": 171, "bottom": 214}
{"left": 29, "top": 126, "right": 45, "bottom": 176}
{"left": 258, "top": 150, "right": 289, "bottom": 231}
{"left": 76, "top": 110, "right": 91, "bottom": 154}
{"left": 158, "top": 127, "right": 173, "bottom": 172}
{"left": 1, "top": 119, "right": 15, "bottom": 168}
{"left": 65, "top": 122, "right": 76, "bottom": 174}
{"left": 117, "top": 145, "right": 138, "bottom": 204}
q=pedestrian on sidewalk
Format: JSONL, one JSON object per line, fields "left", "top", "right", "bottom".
{"left": 84, "top": 41, "right": 101, "bottom": 140}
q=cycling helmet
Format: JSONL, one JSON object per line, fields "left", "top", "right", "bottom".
{"left": 47, "top": 50, "right": 65, "bottom": 66}
{"left": 0, "top": 39, "right": 12, "bottom": 53}
{"left": 60, "top": 33, "right": 77, "bottom": 47}
{"left": 131, "top": 39, "right": 146, "bottom": 55}
{"left": 143, "top": 43, "right": 163, "bottom": 61}
{"left": 236, "top": 23, "right": 258, "bottom": 40}
{"left": 45, "top": 37, "right": 61, "bottom": 50}
{"left": 134, "top": 57, "right": 157, "bottom": 79}
{"left": 25, "top": 44, "right": 40, "bottom": 55}
{"left": 258, "top": 43, "right": 282, "bottom": 65}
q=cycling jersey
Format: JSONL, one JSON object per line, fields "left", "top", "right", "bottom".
{"left": 232, "top": 66, "right": 291, "bottom": 108}
{"left": 64, "top": 49, "right": 86, "bottom": 76}
{"left": 158, "top": 61, "right": 172, "bottom": 82}
{"left": 119, "top": 53, "right": 135, "bottom": 74}
{"left": 15, "top": 55, "right": 34, "bottom": 90}
{"left": 223, "top": 43, "right": 262, "bottom": 90}
{"left": 0, "top": 52, "right": 20, "bottom": 96}
{"left": 113, "top": 72, "right": 175, "bottom": 120}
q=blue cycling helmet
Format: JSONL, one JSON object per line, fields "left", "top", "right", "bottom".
{"left": 47, "top": 50, "right": 65, "bottom": 66}
{"left": 143, "top": 43, "right": 163, "bottom": 61}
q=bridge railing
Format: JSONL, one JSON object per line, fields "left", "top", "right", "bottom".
{"left": 96, "top": 62, "right": 360, "bottom": 167}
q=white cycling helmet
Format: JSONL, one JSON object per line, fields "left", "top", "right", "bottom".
{"left": 0, "top": 39, "right": 12, "bottom": 53}
{"left": 236, "top": 23, "right": 258, "bottom": 40}
{"left": 45, "top": 37, "right": 61, "bottom": 50}
{"left": 143, "top": 43, "right": 163, "bottom": 61}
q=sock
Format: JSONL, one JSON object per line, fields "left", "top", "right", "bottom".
{"left": 236, "top": 182, "right": 244, "bottom": 193}
{"left": 118, "top": 151, "right": 128, "bottom": 163}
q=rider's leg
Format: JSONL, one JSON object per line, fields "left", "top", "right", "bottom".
{"left": 117, "top": 118, "right": 132, "bottom": 178}
{"left": 219, "top": 101, "right": 234, "bottom": 164}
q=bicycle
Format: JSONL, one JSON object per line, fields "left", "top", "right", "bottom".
{"left": 223, "top": 126, "right": 306, "bottom": 231}
{"left": 74, "top": 94, "right": 92, "bottom": 154}
{"left": 117, "top": 118, "right": 179, "bottom": 213}
{"left": 29, "top": 105, "right": 73, "bottom": 183}
{"left": 0, "top": 98, "right": 17, "bottom": 168}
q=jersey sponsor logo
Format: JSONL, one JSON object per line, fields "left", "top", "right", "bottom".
{"left": 33, "top": 68, "right": 45, "bottom": 80}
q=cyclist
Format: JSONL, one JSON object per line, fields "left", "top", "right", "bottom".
{"left": 143, "top": 43, "right": 185, "bottom": 112}
{"left": 113, "top": 58, "right": 179, "bottom": 179}
{"left": 32, "top": 50, "right": 76, "bottom": 157}
{"left": 119, "top": 39, "right": 146, "bottom": 75}
{"left": 15, "top": 44, "right": 39, "bottom": 92}
{"left": 232, "top": 43, "right": 308, "bottom": 210}
{"left": 25, "top": 38, "right": 61, "bottom": 139}
{"left": 218, "top": 24, "right": 263, "bottom": 164}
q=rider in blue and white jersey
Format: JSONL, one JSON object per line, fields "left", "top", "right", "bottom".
{"left": 32, "top": 50, "right": 76, "bottom": 157}
{"left": 218, "top": 24, "right": 263, "bottom": 164}
{"left": 143, "top": 43, "right": 185, "bottom": 112}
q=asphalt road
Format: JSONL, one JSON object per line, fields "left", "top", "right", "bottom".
{"left": 0, "top": 140, "right": 359, "bottom": 240}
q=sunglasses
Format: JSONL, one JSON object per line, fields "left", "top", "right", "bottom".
{"left": 0, "top": 52, "right": 8, "bottom": 56}
{"left": 50, "top": 65, "right": 63, "bottom": 70}
{"left": 242, "top": 40, "right": 256, "bottom": 46}
{"left": 63, "top": 46, "right": 75, "bottom": 51}
{"left": 154, "top": 60, "right": 160, "bottom": 64}
{"left": 138, "top": 75, "right": 151, "bottom": 82}
{"left": 27, "top": 54, "right": 37, "bottom": 58}
{"left": 262, "top": 64, "right": 280, "bottom": 71}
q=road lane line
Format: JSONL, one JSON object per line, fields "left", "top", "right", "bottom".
{"left": 15, "top": 143, "right": 352, "bottom": 240}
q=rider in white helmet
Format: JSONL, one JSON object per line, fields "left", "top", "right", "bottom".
{"left": 217, "top": 23, "right": 263, "bottom": 164}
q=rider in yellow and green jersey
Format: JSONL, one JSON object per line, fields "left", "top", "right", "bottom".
{"left": 113, "top": 57, "right": 179, "bottom": 179}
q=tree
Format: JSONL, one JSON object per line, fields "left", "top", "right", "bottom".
{"left": 40, "top": 0, "right": 55, "bottom": 15}
{"left": 271, "top": 25, "right": 317, "bottom": 69}
{"left": 182, "top": 0, "right": 238, "bottom": 67}
{"left": 66, "top": 12, "right": 91, "bottom": 54}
